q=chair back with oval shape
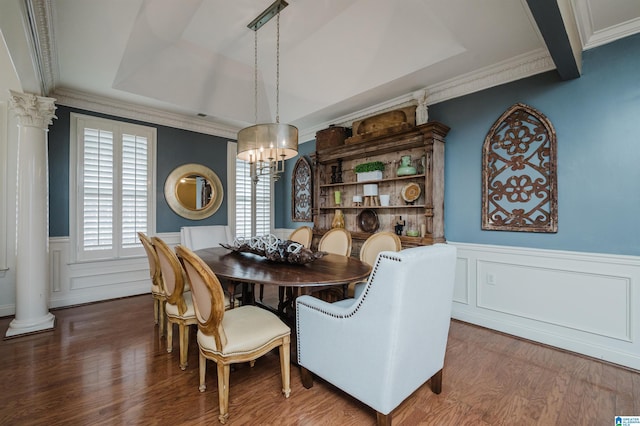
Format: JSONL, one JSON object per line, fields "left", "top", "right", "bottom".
{"left": 318, "top": 228, "right": 352, "bottom": 256}
{"left": 359, "top": 231, "right": 402, "bottom": 266}
{"left": 152, "top": 237, "right": 188, "bottom": 315}
{"left": 139, "top": 232, "right": 161, "bottom": 288}
{"left": 138, "top": 232, "right": 166, "bottom": 335}
{"left": 288, "top": 226, "right": 313, "bottom": 248}
{"left": 176, "top": 245, "right": 228, "bottom": 349}
{"left": 153, "top": 237, "right": 200, "bottom": 370}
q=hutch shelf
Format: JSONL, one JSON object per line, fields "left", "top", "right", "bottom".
{"left": 312, "top": 121, "right": 450, "bottom": 255}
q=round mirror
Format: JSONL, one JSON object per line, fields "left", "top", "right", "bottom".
{"left": 164, "top": 163, "right": 223, "bottom": 220}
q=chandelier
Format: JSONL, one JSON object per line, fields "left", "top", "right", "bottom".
{"left": 236, "top": 0, "right": 298, "bottom": 183}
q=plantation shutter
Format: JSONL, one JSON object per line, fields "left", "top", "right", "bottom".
{"left": 82, "top": 127, "right": 114, "bottom": 252}
{"left": 235, "top": 159, "right": 272, "bottom": 238}
{"left": 74, "top": 114, "right": 155, "bottom": 261}
{"left": 255, "top": 172, "right": 271, "bottom": 236}
{"left": 121, "top": 134, "right": 148, "bottom": 249}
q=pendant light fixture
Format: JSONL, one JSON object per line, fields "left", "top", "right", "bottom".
{"left": 236, "top": 0, "right": 298, "bottom": 183}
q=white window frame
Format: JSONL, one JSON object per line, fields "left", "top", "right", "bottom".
{"left": 69, "top": 113, "right": 156, "bottom": 262}
{"left": 227, "top": 141, "right": 273, "bottom": 239}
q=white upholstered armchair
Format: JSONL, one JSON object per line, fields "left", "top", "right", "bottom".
{"left": 296, "top": 244, "right": 457, "bottom": 426}
{"left": 180, "top": 225, "right": 233, "bottom": 251}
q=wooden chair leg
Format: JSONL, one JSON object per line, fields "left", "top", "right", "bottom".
{"left": 179, "top": 323, "right": 189, "bottom": 370}
{"left": 198, "top": 352, "right": 207, "bottom": 392}
{"left": 300, "top": 366, "right": 314, "bottom": 389}
{"left": 430, "top": 368, "right": 443, "bottom": 394}
{"left": 280, "top": 337, "right": 291, "bottom": 397}
{"left": 217, "top": 362, "right": 231, "bottom": 424}
{"left": 166, "top": 320, "right": 173, "bottom": 353}
{"left": 158, "top": 301, "right": 166, "bottom": 337}
{"left": 153, "top": 297, "right": 159, "bottom": 324}
{"left": 377, "top": 411, "right": 392, "bottom": 426}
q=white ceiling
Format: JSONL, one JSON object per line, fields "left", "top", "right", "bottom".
{"left": 18, "top": 0, "right": 640, "bottom": 138}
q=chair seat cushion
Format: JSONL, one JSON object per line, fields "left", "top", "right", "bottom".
{"left": 197, "top": 306, "right": 290, "bottom": 356}
{"left": 165, "top": 291, "right": 196, "bottom": 318}
{"left": 151, "top": 283, "right": 163, "bottom": 296}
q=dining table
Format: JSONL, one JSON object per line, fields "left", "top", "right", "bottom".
{"left": 194, "top": 246, "right": 372, "bottom": 315}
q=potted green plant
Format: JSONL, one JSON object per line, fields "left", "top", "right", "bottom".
{"left": 354, "top": 161, "right": 385, "bottom": 182}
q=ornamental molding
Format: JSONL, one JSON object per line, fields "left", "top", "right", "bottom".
{"left": 426, "top": 49, "right": 555, "bottom": 105}
{"left": 52, "top": 88, "right": 239, "bottom": 139}
{"left": 572, "top": 0, "right": 640, "bottom": 50}
{"left": 27, "top": 0, "right": 58, "bottom": 95}
{"left": 9, "top": 90, "right": 57, "bottom": 129}
{"left": 300, "top": 49, "right": 555, "bottom": 142}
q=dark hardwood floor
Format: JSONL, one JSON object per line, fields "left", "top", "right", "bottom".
{"left": 1, "top": 292, "right": 638, "bottom": 425}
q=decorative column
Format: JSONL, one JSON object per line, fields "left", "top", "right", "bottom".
{"left": 6, "top": 90, "right": 57, "bottom": 338}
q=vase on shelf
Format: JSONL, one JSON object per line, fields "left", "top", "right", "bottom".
{"left": 332, "top": 209, "right": 345, "bottom": 228}
{"left": 397, "top": 155, "right": 417, "bottom": 176}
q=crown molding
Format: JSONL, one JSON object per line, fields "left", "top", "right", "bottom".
{"left": 53, "top": 88, "right": 240, "bottom": 139}
{"left": 427, "top": 48, "right": 555, "bottom": 105}
{"left": 583, "top": 16, "right": 640, "bottom": 50}
{"left": 298, "top": 48, "right": 555, "bottom": 142}
{"left": 26, "top": 0, "right": 57, "bottom": 95}
{"left": 572, "top": 0, "right": 640, "bottom": 50}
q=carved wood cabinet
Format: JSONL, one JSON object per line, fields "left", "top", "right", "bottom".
{"left": 312, "top": 122, "right": 450, "bottom": 255}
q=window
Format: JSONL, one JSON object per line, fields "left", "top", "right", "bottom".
{"left": 234, "top": 158, "right": 272, "bottom": 238}
{"left": 70, "top": 114, "right": 156, "bottom": 261}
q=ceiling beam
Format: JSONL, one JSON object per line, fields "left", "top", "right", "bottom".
{"left": 526, "top": 0, "right": 581, "bottom": 80}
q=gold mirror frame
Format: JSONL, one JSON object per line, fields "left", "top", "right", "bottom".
{"left": 164, "top": 163, "right": 224, "bottom": 220}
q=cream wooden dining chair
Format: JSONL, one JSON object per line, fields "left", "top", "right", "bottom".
{"left": 289, "top": 226, "right": 313, "bottom": 248}
{"left": 318, "top": 227, "right": 352, "bottom": 256}
{"left": 138, "top": 232, "right": 166, "bottom": 337}
{"left": 152, "top": 236, "right": 196, "bottom": 370}
{"left": 154, "top": 237, "right": 237, "bottom": 370}
{"left": 348, "top": 231, "right": 402, "bottom": 297}
{"left": 176, "top": 245, "right": 291, "bottom": 424}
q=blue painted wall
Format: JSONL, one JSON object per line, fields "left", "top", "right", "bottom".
{"left": 48, "top": 105, "right": 230, "bottom": 236}
{"left": 429, "top": 32, "right": 640, "bottom": 256}
{"left": 276, "top": 33, "right": 640, "bottom": 256}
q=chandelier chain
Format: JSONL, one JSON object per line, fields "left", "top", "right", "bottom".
{"left": 254, "top": 30, "right": 258, "bottom": 124}
{"left": 276, "top": 12, "right": 280, "bottom": 124}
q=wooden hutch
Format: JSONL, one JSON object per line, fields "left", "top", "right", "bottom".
{"left": 312, "top": 121, "right": 450, "bottom": 255}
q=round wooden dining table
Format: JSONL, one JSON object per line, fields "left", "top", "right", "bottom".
{"left": 194, "top": 246, "right": 371, "bottom": 294}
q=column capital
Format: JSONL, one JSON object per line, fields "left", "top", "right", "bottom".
{"left": 8, "top": 90, "right": 57, "bottom": 129}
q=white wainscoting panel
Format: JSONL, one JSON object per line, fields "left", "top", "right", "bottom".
{"left": 451, "top": 242, "right": 640, "bottom": 370}
{"left": 48, "top": 232, "right": 180, "bottom": 309}
{"left": 453, "top": 257, "right": 470, "bottom": 305}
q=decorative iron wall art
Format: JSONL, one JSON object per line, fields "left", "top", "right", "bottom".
{"left": 291, "top": 156, "right": 313, "bottom": 222}
{"left": 482, "top": 103, "right": 557, "bottom": 233}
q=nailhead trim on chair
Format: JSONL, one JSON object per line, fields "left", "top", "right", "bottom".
{"left": 297, "top": 253, "right": 402, "bottom": 360}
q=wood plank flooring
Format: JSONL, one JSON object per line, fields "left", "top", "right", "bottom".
{"left": 0, "top": 293, "right": 638, "bottom": 425}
